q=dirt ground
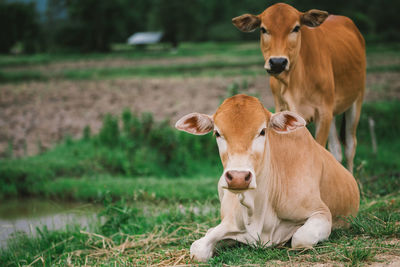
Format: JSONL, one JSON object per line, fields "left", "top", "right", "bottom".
{"left": 0, "top": 72, "right": 399, "bottom": 157}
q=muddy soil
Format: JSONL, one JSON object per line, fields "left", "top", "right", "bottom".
{"left": 1, "top": 72, "right": 399, "bottom": 157}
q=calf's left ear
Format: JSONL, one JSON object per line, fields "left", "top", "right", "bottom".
{"left": 270, "top": 111, "right": 306, "bottom": 133}
{"left": 175, "top": 113, "right": 214, "bottom": 135}
{"left": 301, "top": 9, "right": 329, "bottom": 27}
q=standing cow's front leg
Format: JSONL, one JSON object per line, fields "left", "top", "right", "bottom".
{"left": 291, "top": 210, "right": 332, "bottom": 248}
{"left": 315, "top": 110, "right": 333, "bottom": 147}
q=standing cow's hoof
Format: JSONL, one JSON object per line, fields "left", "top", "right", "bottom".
{"left": 190, "top": 238, "right": 214, "bottom": 262}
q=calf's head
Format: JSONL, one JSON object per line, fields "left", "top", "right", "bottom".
{"left": 175, "top": 94, "right": 306, "bottom": 193}
{"left": 232, "top": 3, "right": 328, "bottom": 76}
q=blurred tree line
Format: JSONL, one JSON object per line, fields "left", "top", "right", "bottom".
{"left": 1, "top": 0, "right": 399, "bottom": 53}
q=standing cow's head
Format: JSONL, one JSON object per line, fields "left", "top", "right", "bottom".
{"left": 232, "top": 3, "right": 328, "bottom": 76}
{"left": 175, "top": 94, "right": 305, "bottom": 193}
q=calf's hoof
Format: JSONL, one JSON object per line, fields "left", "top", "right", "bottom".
{"left": 190, "top": 238, "right": 213, "bottom": 262}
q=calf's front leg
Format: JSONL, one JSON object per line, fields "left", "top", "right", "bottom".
{"left": 190, "top": 222, "right": 241, "bottom": 262}
{"left": 291, "top": 211, "right": 332, "bottom": 248}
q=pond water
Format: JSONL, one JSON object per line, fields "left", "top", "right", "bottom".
{"left": 0, "top": 198, "right": 100, "bottom": 248}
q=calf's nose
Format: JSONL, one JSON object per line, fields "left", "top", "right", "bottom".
{"left": 225, "top": 170, "right": 252, "bottom": 190}
{"left": 268, "top": 57, "right": 288, "bottom": 74}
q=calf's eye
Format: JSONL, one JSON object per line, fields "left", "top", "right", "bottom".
{"left": 215, "top": 131, "right": 220, "bottom": 138}
{"left": 259, "top": 128, "right": 266, "bottom": 136}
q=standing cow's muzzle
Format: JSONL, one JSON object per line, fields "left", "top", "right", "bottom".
{"left": 265, "top": 57, "right": 289, "bottom": 75}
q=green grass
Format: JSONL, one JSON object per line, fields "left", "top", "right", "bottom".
{"left": 0, "top": 69, "right": 45, "bottom": 83}
{"left": 209, "top": 194, "right": 400, "bottom": 265}
{"left": 1, "top": 60, "right": 399, "bottom": 83}
{"left": 0, "top": 42, "right": 260, "bottom": 68}
{"left": 0, "top": 42, "right": 398, "bottom": 69}
{"left": 1, "top": 42, "right": 399, "bottom": 83}
{"left": 367, "top": 64, "right": 400, "bottom": 73}
{"left": 57, "top": 59, "right": 263, "bottom": 81}
{"left": 0, "top": 59, "right": 264, "bottom": 83}
{"left": 40, "top": 176, "right": 219, "bottom": 203}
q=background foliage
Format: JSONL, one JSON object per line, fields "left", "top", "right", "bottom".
{"left": 1, "top": 0, "right": 399, "bottom": 53}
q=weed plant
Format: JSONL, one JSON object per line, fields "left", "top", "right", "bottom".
{"left": 0, "top": 109, "right": 221, "bottom": 199}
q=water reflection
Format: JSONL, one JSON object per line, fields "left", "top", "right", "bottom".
{"left": 0, "top": 198, "right": 100, "bottom": 248}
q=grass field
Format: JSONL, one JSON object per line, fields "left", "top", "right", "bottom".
{"left": 1, "top": 42, "right": 400, "bottom": 83}
{"left": 0, "top": 42, "right": 400, "bottom": 266}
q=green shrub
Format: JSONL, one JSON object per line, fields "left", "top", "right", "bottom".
{"left": 0, "top": 110, "right": 221, "bottom": 198}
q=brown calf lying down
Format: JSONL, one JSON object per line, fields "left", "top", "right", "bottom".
{"left": 176, "top": 94, "right": 359, "bottom": 262}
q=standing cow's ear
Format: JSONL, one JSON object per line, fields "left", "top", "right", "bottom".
{"left": 175, "top": 113, "right": 214, "bottom": 135}
{"left": 301, "top": 9, "right": 329, "bottom": 27}
{"left": 269, "top": 111, "right": 306, "bottom": 133}
{"left": 232, "top": 14, "right": 261, "bottom": 32}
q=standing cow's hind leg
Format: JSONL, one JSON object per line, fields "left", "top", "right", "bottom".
{"left": 344, "top": 98, "right": 363, "bottom": 173}
{"left": 291, "top": 213, "right": 332, "bottom": 248}
{"left": 328, "top": 117, "right": 343, "bottom": 162}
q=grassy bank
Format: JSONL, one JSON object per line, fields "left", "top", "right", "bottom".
{"left": 1, "top": 193, "right": 399, "bottom": 266}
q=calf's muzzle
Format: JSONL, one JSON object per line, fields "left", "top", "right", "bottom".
{"left": 225, "top": 170, "right": 252, "bottom": 190}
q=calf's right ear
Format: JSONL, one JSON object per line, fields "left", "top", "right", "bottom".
{"left": 269, "top": 111, "right": 306, "bottom": 133}
{"left": 175, "top": 113, "right": 214, "bottom": 135}
{"left": 232, "top": 14, "right": 261, "bottom": 32}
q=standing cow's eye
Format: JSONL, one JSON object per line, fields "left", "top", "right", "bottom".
{"left": 214, "top": 131, "right": 221, "bottom": 138}
{"left": 260, "top": 27, "right": 268, "bottom": 34}
{"left": 292, "top": 25, "right": 301, "bottom": 33}
{"left": 259, "top": 128, "right": 266, "bottom": 136}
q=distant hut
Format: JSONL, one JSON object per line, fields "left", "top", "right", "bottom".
{"left": 127, "top": 32, "right": 163, "bottom": 48}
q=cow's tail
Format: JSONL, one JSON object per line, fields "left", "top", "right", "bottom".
{"left": 340, "top": 113, "right": 346, "bottom": 145}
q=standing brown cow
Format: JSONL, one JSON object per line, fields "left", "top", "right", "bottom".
{"left": 232, "top": 3, "right": 366, "bottom": 172}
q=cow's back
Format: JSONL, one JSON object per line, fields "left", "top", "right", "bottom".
{"left": 319, "top": 15, "right": 366, "bottom": 114}
{"left": 318, "top": 144, "right": 360, "bottom": 227}
{"left": 268, "top": 127, "right": 360, "bottom": 227}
